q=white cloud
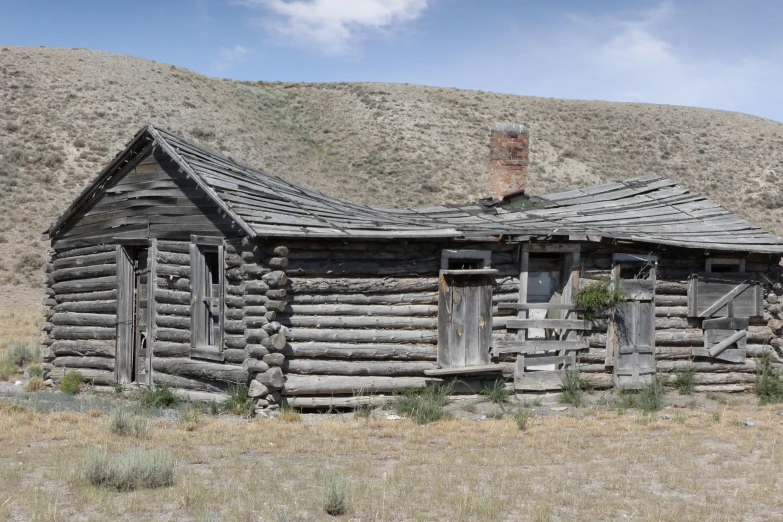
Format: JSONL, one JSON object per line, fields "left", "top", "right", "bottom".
{"left": 212, "top": 45, "right": 254, "bottom": 72}
{"left": 237, "top": 0, "right": 428, "bottom": 55}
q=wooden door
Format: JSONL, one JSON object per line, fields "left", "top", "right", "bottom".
{"left": 612, "top": 256, "right": 657, "bottom": 389}
{"left": 133, "top": 248, "right": 150, "bottom": 384}
{"left": 116, "top": 245, "right": 151, "bottom": 385}
{"left": 438, "top": 271, "right": 493, "bottom": 368}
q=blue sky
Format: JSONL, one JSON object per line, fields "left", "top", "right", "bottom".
{"left": 3, "top": 0, "right": 783, "bottom": 122}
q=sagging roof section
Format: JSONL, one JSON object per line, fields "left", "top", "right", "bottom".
{"left": 48, "top": 125, "right": 783, "bottom": 254}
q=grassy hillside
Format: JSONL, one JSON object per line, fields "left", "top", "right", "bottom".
{"left": 2, "top": 45, "right": 783, "bottom": 307}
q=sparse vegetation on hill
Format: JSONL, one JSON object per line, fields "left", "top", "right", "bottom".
{"left": 2, "top": 45, "right": 783, "bottom": 313}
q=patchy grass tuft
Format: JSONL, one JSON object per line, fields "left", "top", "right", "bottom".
{"left": 223, "top": 384, "right": 251, "bottom": 416}
{"left": 323, "top": 473, "right": 348, "bottom": 516}
{"left": 6, "top": 343, "right": 40, "bottom": 367}
{"left": 617, "top": 378, "right": 665, "bottom": 412}
{"left": 391, "top": 384, "right": 452, "bottom": 424}
{"left": 674, "top": 368, "right": 696, "bottom": 395}
{"left": 24, "top": 377, "right": 45, "bottom": 392}
{"left": 279, "top": 406, "right": 301, "bottom": 423}
{"left": 560, "top": 370, "right": 584, "bottom": 407}
{"left": 514, "top": 409, "right": 532, "bottom": 431}
{"left": 109, "top": 409, "right": 150, "bottom": 438}
{"left": 480, "top": 379, "right": 510, "bottom": 407}
{"left": 83, "top": 447, "right": 174, "bottom": 491}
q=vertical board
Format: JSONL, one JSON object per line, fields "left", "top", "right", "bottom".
{"left": 134, "top": 248, "right": 148, "bottom": 384}
{"left": 116, "top": 246, "right": 134, "bottom": 384}
{"left": 146, "top": 240, "right": 157, "bottom": 387}
{"left": 478, "top": 275, "right": 493, "bottom": 365}
{"left": 449, "top": 278, "right": 467, "bottom": 367}
{"left": 189, "top": 243, "right": 204, "bottom": 350}
{"left": 437, "top": 273, "right": 453, "bottom": 368}
{"left": 463, "top": 277, "right": 480, "bottom": 365}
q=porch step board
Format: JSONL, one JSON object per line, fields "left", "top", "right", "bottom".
{"left": 514, "top": 370, "right": 566, "bottom": 391}
{"left": 424, "top": 364, "right": 510, "bottom": 377}
{"left": 493, "top": 340, "right": 588, "bottom": 355}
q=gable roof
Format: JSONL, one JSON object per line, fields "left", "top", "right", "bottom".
{"left": 48, "top": 125, "right": 783, "bottom": 254}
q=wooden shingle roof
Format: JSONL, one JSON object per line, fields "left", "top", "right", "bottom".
{"left": 48, "top": 125, "right": 783, "bottom": 254}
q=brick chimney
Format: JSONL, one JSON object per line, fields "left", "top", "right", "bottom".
{"left": 488, "top": 122, "right": 529, "bottom": 201}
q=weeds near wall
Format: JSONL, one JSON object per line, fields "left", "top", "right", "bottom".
{"left": 60, "top": 371, "right": 83, "bottom": 394}
{"left": 138, "top": 385, "right": 179, "bottom": 408}
{"left": 617, "top": 378, "right": 665, "bottom": 412}
{"left": 674, "top": 368, "right": 696, "bottom": 395}
{"left": 392, "top": 384, "right": 452, "bottom": 424}
{"left": 223, "top": 384, "right": 251, "bottom": 416}
{"left": 480, "top": 379, "right": 509, "bottom": 407}
{"left": 575, "top": 277, "right": 625, "bottom": 321}
{"left": 560, "top": 370, "right": 584, "bottom": 407}
{"left": 514, "top": 409, "right": 531, "bottom": 431}
{"left": 756, "top": 353, "right": 783, "bottom": 404}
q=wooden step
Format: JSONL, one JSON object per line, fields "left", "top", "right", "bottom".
{"left": 424, "top": 364, "right": 510, "bottom": 377}
{"left": 506, "top": 319, "right": 592, "bottom": 330}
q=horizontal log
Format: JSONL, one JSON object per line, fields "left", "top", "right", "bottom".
{"left": 224, "top": 349, "right": 247, "bottom": 364}
{"left": 283, "top": 359, "right": 437, "bottom": 376}
{"left": 655, "top": 317, "right": 690, "bottom": 329}
{"left": 224, "top": 337, "right": 247, "bottom": 350}
{"left": 157, "top": 240, "right": 190, "bottom": 254}
{"left": 655, "top": 329, "right": 703, "bottom": 346}
{"left": 51, "top": 313, "right": 117, "bottom": 327}
{"left": 172, "top": 390, "right": 229, "bottom": 404}
{"left": 52, "top": 276, "right": 117, "bottom": 294}
{"left": 156, "top": 315, "right": 190, "bottom": 329}
{"left": 155, "top": 329, "right": 191, "bottom": 343}
{"left": 655, "top": 295, "right": 688, "bottom": 306}
{"left": 244, "top": 295, "right": 269, "bottom": 306}
{"left": 152, "top": 341, "right": 190, "bottom": 357}
{"left": 578, "top": 372, "right": 613, "bottom": 390}
{"left": 655, "top": 306, "right": 688, "bottom": 318}
{"left": 262, "top": 271, "right": 288, "bottom": 287}
{"left": 157, "top": 278, "right": 190, "bottom": 291}
{"left": 54, "top": 300, "right": 116, "bottom": 313}
{"left": 50, "top": 340, "right": 115, "bottom": 357}
{"left": 659, "top": 372, "right": 756, "bottom": 385}
{"left": 53, "top": 251, "right": 116, "bottom": 270}
{"left": 243, "top": 359, "right": 270, "bottom": 373}
{"left": 286, "top": 328, "right": 438, "bottom": 343}
{"left": 262, "top": 334, "right": 286, "bottom": 351}
{"left": 156, "top": 251, "right": 190, "bottom": 265}
{"left": 152, "top": 358, "right": 247, "bottom": 383}
{"left": 53, "top": 356, "right": 114, "bottom": 371}
{"left": 283, "top": 304, "right": 438, "bottom": 316}
{"left": 51, "top": 326, "right": 115, "bottom": 340}
{"left": 156, "top": 289, "right": 190, "bottom": 305}
{"left": 246, "top": 281, "right": 270, "bottom": 294}
{"left": 55, "top": 243, "right": 115, "bottom": 259}
{"left": 244, "top": 306, "right": 268, "bottom": 316}
{"left": 54, "top": 289, "right": 118, "bottom": 303}
{"left": 53, "top": 264, "right": 116, "bottom": 282}
{"left": 157, "top": 264, "right": 190, "bottom": 278}
{"left": 288, "top": 278, "right": 438, "bottom": 294}
{"left": 654, "top": 281, "right": 688, "bottom": 295}
{"left": 152, "top": 371, "right": 224, "bottom": 392}
{"left": 281, "top": 342, "right": 437, "bottom": 360}
{"left": 283, "top": 396, "right": 393, "bottom": 409}
{"left": 657, "top": 360, "right": 758, "bottom": 373}
{"left": 48, "top": 367, "right": 115, "bottom": 386}
{"left": 278, "top": 315, "right": 437, "bottom": 329}
{"left": 156, "top": 303, "right": 190, "bottom": 316}
{"left": 282, "top": 375, "right": 436, "bottom": 395}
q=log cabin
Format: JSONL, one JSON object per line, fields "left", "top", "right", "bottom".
{"left": 40, "top": 123, "right": 783, "bottom": 411}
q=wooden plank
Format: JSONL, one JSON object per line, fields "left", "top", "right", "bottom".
{"left": 692, "top": 347, "right": 746, "bottom": 364}
{"left": 281, "top": 375, "right": 435, "bottom": 395}
{"left": 698, "top": 281, "right": 751, "bottom": 318}
{"left": 437, "top": 273, "right": 452, "bottom": 368}
{"left": 423, "top": 364, "right": 508, "bottom": 376}
{"left": 284, "top": 359, "right": 437, "bottom": 376}
{"left": 497, "top": 303, "right": 577, "bottom": 310}
{"left": 514, "top": 370, "right": 565, "bottom": 391}
{"left": 506, "top": 319, "right": 592, "bottom": 330}
{"left": 493, "top": 340, "right": 588, "bottom": 354}
{"left": 450, "top": 275, "right": 467, "bottom": 367}
{"left": 702, "top": 317, "right": 750, "bottom": 330}
{"left": 116, "top": 246, "right": 132, "bottom": 384}
{"left": 522, "top": 243, "right": 581, "bottom": 253}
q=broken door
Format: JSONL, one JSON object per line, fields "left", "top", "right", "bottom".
{"left": 116, "top": 245, "right": 152, "bottom": 385}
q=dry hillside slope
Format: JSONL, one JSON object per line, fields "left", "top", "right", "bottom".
{"left": 2, "top": 46, "right": 783, "bottom": 311}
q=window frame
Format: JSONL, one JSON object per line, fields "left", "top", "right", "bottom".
{"left": 440, "top": 249, "right": 492, "bottom": 270}
{"left": 189, "top": 235, "right": 225, "bottom": 361}
{"left": 706, "top": 258, "right": 745, "bottom": 274}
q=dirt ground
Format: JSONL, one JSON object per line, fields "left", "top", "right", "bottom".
{"left": 1, "top": 383, "right": 782, "bottom": 522}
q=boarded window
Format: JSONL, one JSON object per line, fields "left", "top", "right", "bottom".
{"left": 687, "top": 273, "right": 762, "bottom": 318}
{"left": 190, "top": 240, "right": 224, "bottom": 360}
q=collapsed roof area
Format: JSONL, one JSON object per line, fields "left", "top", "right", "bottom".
{"left": 47, "top": 125, "right": 783, "bottom": 253}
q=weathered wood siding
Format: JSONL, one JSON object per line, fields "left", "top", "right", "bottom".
{"left": 52, "top": 148, "right": 238, "bottom": 250}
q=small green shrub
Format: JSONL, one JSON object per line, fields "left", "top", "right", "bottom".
{"left": 223, "top": 384, "right": 251, "bottom": 416}
{"left": 60, "top": 370, "right": 83, "bottom": 394}
{"left": 139, "top": 385, "right": 179, "bottom": 408}
{"left": 674, "top": 368, "right": 696, "bottom": 395}
{"left": 480, "top": 379, "right": 509, "bottom": 407}
{"left": 27, "top": 364, "right": 43, "bottom": 378}
{"left": 109, "top": 409, "right": 150, "bottom": 438}
{"left": 84, "top": 447, "right": 174, "bottom": 491}
{"left": 575, "top": 277, "right": 625, "bottom": 321}
{"left": 323, "top": 473, "right": 348, "bottom": 516}
{"left": 756, "top": 353, "right": 783, "bottom": 404}
{"left": 179, "top": 405, "right": 201, "bottom": 431}
{"left": 560, "top": 370, "right": 584, "bottom": 407}
{"left": 618, "top": 378, "right": 665, "bottom": 412}
{"left": 24, "top": 377, "right": 46, "bottom": 392}
{"left": 514, "top": 409, "right": 531, "bottom": 431}
{"left": 354, "top": 404, "right": 373, "bottom": 419}
{"left": 6, "top": 343, "right": 40, "bottom": 367}
{"left": 0, "top": 355, "right": 16, "bottom": 381}
{"left": 391, "top": 384, "right": 452, "bottom": 424}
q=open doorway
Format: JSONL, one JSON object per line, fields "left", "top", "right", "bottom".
{"left": 116, "top": 244, "right": 152, "bottom": 385}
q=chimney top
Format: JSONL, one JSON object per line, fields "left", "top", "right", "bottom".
{"left": 487, "top": 122, "right": 529, "bottom": 202}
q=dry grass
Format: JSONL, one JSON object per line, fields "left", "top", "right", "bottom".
{"left": 3, "top": 46, "right": 783, "bottom": 308}
{"left": 1, "top": 399, "right": 783, "bottom": 520}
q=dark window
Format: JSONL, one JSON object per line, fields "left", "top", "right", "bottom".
{"left": 190, "top": 243, "right": 224, "bottom": 353}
